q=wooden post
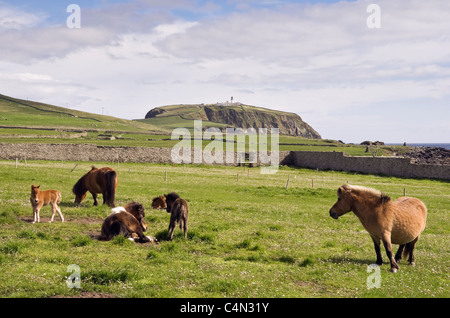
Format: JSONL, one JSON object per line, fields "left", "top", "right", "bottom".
{"left": 71, "top": 163, "right": 79, "bottom": 172}
{"left": 285, "top": 174, "right": 290, "bottom": 190}
{"left": 15, "top": 158, "right": 18, "bottom": 168}
{"left": 165, "top": 171, "right": 167, "bottom": 181}
{"left": 237, "top": 173, "right": 239, "bottom": 181}
{"left": 312, "top": 178, "right": 314, "bottom": 188}
{"left": 403, "top": 188, "right": 406, "bottom": 196}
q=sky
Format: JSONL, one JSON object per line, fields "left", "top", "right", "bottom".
{"left": 0, "top": 0, "right": 449, "bottom": 143}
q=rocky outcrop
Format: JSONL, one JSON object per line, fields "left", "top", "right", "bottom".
{"left": 145, "top": 104, "right": 321, "bottom": 139}
{"left": 202, "top": 106, "right": 321, "bottom": 139}
{"left": 402, "top": 147, "right": 450, "bottom": 165}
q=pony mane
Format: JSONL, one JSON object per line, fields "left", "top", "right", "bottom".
{"left": 72, "top": 173, "right": 88, "bottom": 196}
{"left": 343, "top": 184, "right": 391, "bottom": 203}
{"left": 165, "top": 192, "right": 180, "bottom": 201}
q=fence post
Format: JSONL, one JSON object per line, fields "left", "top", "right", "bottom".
{"left": 285, "top": 174, "right": 290, "bottom": 190}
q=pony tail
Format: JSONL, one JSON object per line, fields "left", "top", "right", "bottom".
{"left": 105, "top": 170, "right": 117, "bottom": 207}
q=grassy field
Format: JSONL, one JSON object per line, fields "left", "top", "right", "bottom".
{"left": 0, "top": 159, "right": 448, "bottom": 298}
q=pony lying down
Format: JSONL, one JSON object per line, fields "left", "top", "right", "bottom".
{"left": 99, "top": 202, "right": 157, "bottom": 243}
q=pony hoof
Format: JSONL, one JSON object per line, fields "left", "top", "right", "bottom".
{"left": 409, "top": 262, "right": 415, "bottom": 267}
{"left": 390, "top": 268, "right": 398, "bottom": 273}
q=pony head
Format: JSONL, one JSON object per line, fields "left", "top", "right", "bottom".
{"left": 164, "top": 192, "right": 180, "bottom": 213}
{"left": 329, "top": 185, "right": 354, "bottom": 219}
{"left": 125, "top": 202, "right": 147, "bottom": 232}
{"left": 30, "top": 185, "right": 40, "bottom": 204}
{"left": 73, "top": 192, "right": 87, "bottom": 205}
{"left": 72, "top": 176, "right": 88, "bottom": 205}
{"left": 152, "top": 195, "right": 167, "bottom": 209}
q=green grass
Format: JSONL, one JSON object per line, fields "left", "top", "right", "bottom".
{"left": 0, "top": 160, "right": 448, "bottom": 298}
{"left": 0, "top": 94, "right": 165, "bottom": 134}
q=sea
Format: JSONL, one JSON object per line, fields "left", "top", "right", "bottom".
{"left": 386, "top": 143, "right": 450, "bottom": 150}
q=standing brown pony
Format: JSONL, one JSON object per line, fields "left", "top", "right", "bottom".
{"left": 30, "top": 185, "right": 64, "bottom": 224}
{"left": 164, "top": 192, "right": 189, "bottom": 240}
{"left": 329, "top": 184, "right": 427, "bottom": 273}
{"left": 72, "top": 166, "right": 118, "bottom": 207}
{"left": 99, "top": 202, "right": 152, "bottom": 243}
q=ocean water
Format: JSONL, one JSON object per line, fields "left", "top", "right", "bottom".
{"left": 386, "top": 143, "right": 450, "bottom": 150}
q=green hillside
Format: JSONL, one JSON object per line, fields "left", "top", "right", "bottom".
{"left": 0, "top": 94, "right": 165, "bottom": 134}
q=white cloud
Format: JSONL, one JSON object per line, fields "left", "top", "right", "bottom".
{"left": 0, "top": 4, "right": 44, "bottom": 30}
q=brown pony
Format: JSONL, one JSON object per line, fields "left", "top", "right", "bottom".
{"left": 152, "top": 195, "right": 167, "bottom": 209}
{"left": 30, "top": 185, "right": 64, "bottom": 224}
{"left": 72, "top": 166, "right": 118, "bottom": 207}
{"left": 329, "top": 184, "right": 427, "bottom": 273}
{"left": 99, "top": 202, "right": 153, "bottom": 243}
{"left": 164, "top": 192, "right": 189, "bottom": 240}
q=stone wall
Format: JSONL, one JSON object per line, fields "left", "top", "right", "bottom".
{"left": 0, "top": 143, "right": 448, "bottom": 180}
{"left": 0, "top": 143, "right": 172, "bottom": 163}
{"left": 285, "top": 151, "right": 450, "bottom": 180}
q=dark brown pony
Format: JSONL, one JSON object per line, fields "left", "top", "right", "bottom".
{"left": 152, "top": 195, "right": 167, "bottom": 209}
{"left": 329, "top": 184, "right": 427, "bottom": 273}
{"left": 72, "top": 166, "right": 118, "bottom": 207}
{"left": 164, "top": 192, "right": 189, "bottom": 240}
{"left": 99, "top": 202, "right": 153, "bottom": 243}
{"left": 30, "top": 185, "right": 64, "bottom": 224}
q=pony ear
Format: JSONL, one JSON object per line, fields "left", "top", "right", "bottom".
{"left": 37, "top": 185, "right": 40, "bottom": 188}
{"left": 338, "top": 185, "right": 351, "bottom": 194}
{"left": 164, "top": 194, "right": 167, "bottom": 198}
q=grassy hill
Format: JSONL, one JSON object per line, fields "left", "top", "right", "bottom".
{"left": 0, "top": 94, "right": 166, "bottom": 134}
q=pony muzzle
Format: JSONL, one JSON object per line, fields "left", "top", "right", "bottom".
{"left": 329, "top": 210, "right": 339, "bottom": 219}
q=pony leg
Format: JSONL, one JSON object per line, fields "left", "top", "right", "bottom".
{"left": 395, "top": 245, "right": 405, "bottom": 263}
{"left": 183, "top": 217, "right": 188, "bottom": 239}
{"left": 168, "top": 221, "right": 176, "bottom": 240}
{"left": 56, "top": 204, "right": 64, "bottom": 222}
{"left": 35, "top": 207, "right": 41, "bottom": 223}
{"left": 382, "top": 236, "right": 399, "bottom": 273}
{"left": 32, "top": 207, "right": 37, "bottom": 224}
{"left": 371, "top": 237, "right": 383, "bottom": 265}
{"left": 404, "top": 237, "right": 419, "bottom": 266}
{"left": 50, "top": 203, "right": 56, "bottom": 223}
{"left": 91, "top": 192, "right": 98, "bottom": 206}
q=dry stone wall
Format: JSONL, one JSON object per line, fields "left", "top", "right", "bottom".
{"left": 0, "top": 143, "right": 448, "bottom": 180}
{"left": 285, "top": 151, "right": 450, "bottom": 180}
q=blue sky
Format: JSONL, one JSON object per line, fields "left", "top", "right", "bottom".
{"left": 0, "top": 0, "right": 449, "bottom": 143}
